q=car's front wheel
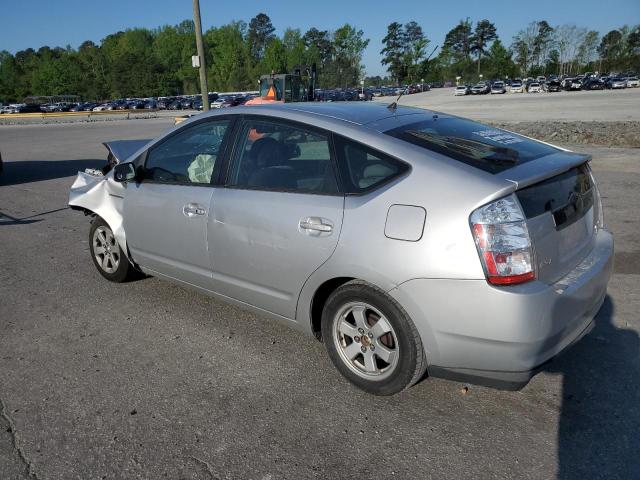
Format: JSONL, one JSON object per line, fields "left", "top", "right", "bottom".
{"left": 321, "top": 280, "right": 427, "bottom": 395}
{"left": 89, "top": 217, "right": 137, "bottom": 282}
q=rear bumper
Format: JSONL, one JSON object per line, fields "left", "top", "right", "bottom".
{"left": 389, "top": 229, "right": 613, "bottom": 390}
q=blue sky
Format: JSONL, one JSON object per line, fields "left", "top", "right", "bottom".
{"left": 1, "top": 0, "right": 638, "bottom": 76}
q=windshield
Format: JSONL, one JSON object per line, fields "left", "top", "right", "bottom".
{"left": 385, "top": 117, "right": 559, "bottom": 174}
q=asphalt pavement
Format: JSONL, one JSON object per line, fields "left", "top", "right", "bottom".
{"left": 1, "top": 109, "right": 639, "bottom": 479}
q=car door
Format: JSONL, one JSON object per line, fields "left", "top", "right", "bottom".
{"left": 123, "top": 117, "right": 233, "bottom": 288}
{"left": 209, "top": 117, "right": 344, "bottom": 319}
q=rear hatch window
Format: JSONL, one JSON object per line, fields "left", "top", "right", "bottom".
{"left": 385, "top": 117, "right": 559, "bottom": 173}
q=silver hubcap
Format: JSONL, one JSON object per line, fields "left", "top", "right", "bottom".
{"left": 333, "top": 302, "right": 399, "bottom": 381}
{"left": 93, "top": 226, "right": 120, "bottom": 274}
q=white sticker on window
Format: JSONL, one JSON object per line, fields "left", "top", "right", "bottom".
{"left": 472, "top": 130, "right": 523, "bottom": 145}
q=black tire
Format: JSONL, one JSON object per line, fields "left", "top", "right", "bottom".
{"left": 321, "top": 280, "right": 427, "bottom": 395}
{"left": 89, "top": 216, "right": 137, "bottom": 282}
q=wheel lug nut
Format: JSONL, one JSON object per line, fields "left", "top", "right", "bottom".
{"left": 370, "top": 345, "right": 375, "bottom": 351}
{"left": 358, "top": 328, "right": 364, "bottom": 334}
{"left": 354, "top": 336, "right": 360, "bottom": 343}
{"left": 368, "top": 332, "right": 373, "bottom": 338}
{"left": 360, "top": 346, "right": 367, "bottom": 353}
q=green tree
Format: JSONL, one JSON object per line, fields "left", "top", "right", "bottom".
{"left": 380, "top": 22, "right": 406, "bottom": 82}
{"left": 206, "top": 22, "right": 251, "bottom": 91}
{"left": 483, "top": 39, "right": 517, "bottom": 79}
{"left": 332, "top": 24, "right": 369, "bottom": 88}
{"left": 444, "top": 19, "right": 473, "bottom": 62}
{"left": 247, "top": 13, "right": 275, "bottom": 61}
{"left": 471, "top": 20, "right": 497, "bottom": 74}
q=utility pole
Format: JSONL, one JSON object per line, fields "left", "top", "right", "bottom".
{"left": 193, "top": 0, "right": 209, "bottom": 111}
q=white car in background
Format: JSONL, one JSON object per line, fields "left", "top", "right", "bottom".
{"left": 491, "top": 82, "right": 506, "bottom": 94}
{"left": 92, "top": 104, "right": 109, "bottom": 112}
{"left": 528, "top": 82, "right": 542, "bottom": 93}
{"left": 0, "top": 105, "right": 17, "bottom": 114}
{"left": 625, "top": 77, "right": 639, "bottom": 88}
{"left": 510, "top": 81, "right": 524, "bottom": 93}
{"left": 454, "top": 85, "right": 469, "bottom": 96}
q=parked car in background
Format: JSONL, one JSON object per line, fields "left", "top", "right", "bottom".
{"left": 69, "top": 102, "right": 613, "bottom": 396}
{"left": 93, "top": 104, "right": 110, "bottom": 112}
{"left": 14, "top": 104, "right": 43, "bottom": 113}
{"left": 510, "top": 81, "right": 524, "bottom": 93}
{"left": 128, "top": 100, "right": 146, "bottom": 110}
{"left": 527, "top": 82, "right": 541, "bottom": 93}
{"left": 158, "top": 98, "right": 175, "bottom": 109}
{"left": 605, "top": 77, "right": 627, "bottom": 89}
{"left": 625, "top": 76, "right": 639, "bottom": 87}
{"left": 454, "top": 85, "right": 470, "bottom": 96}
{"left": 583, "top": 78, "right": 605, "bottom": 90}
{"left": 562, "top": 78, "right": 582, "bottom": 91}
{"left": 543, "top": 80, "right": 562, "bottom": 92}
{"left": 180, "top": 98, "right": 195, "bottom": 109}
{"left": 0, "top": 105, "right": 17, "bottom": 114}
{"left": 471, "top": 82, "right": 490, "bottom": 94}
{"left": 490, "top": 82, "right": 506, "bottom": 94}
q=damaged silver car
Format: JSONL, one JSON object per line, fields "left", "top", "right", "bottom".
{"left": 69, "top": 103, "right": 613, "bottom": 395}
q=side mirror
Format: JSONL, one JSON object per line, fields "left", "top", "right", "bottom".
{"left": 113, "top": 162, "right": 136, "bottom": 183}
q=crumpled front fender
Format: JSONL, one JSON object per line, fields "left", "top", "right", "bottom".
{"left": 68, "top": 171, "right": 130, "bottom": 259}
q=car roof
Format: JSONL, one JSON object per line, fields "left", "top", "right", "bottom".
{"left": 214, "top": 102, "right": 433, "bottom": 127}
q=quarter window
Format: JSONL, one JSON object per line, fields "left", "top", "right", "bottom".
{"left": 144, "top": 119, "right": 230, "bottom": 184}
{"left": 229, "top": 120, "right": 338, "bottom": 194}
{"left": 334, "top": 137, "right": 408, "bottom": 193}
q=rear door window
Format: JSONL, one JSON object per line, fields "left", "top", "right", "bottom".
{"left": 385, "top": 117, "right": 558, "bottom": 173}
{"left": 228, "top": 119, "right": 339, "bottom": 194}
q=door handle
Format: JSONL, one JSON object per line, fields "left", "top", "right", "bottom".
{"left": 299, "top": 217, "right": 333, "bottom": 233}
{"left": 183, "top": 203, "right": 206, "bottom": 217}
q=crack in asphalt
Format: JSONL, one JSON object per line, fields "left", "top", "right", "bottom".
{"left": 188, "top": 455, "right": 216, "bottom": 479}
{"left": 0, "top": 397, "right": 39, "bottom": 479}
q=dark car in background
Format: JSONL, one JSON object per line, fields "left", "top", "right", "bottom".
{"left": 15, "top": 104, "right": 43, "bottom": 113}
{"left": 543, "top": 80, "right": 562, "bottom": 92}
{"left": 562, "top": 78, "right": 582, "bottom": 91}
{"left": 180, "top": 98, "right": 195, "bottom": 109}
{"left": 582, "top": 78, "right": 605, "bottom": 90}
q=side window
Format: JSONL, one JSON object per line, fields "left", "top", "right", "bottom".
{"left": 228, "top": 119, "right": 338, "bottom": 194}
{"left": 144, "top": 119, "right": 230, "bottom": 184}
{"left": 335, "top": 137, "right": 408, "bottom": 193}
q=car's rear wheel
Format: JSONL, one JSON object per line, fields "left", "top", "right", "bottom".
{"left": 89, "top": 217, "right": 136, "bottom": 282}
{"left": 321, "top": 280, "right": 427, "bottom": 395}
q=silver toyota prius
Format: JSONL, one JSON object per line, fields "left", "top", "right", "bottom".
{"left": 69, "top": 103, "right": 613, "bottom": 395}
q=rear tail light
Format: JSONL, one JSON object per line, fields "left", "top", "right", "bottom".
{"left": 470, "top": 194, "right": 535, "bottom": 285}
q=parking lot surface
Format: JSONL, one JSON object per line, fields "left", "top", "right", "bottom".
{"left": 374, "top": 85, "right": 640, "bottom": 122}
{"left": 1, "top": 97, "right": 639, "bottom": 479}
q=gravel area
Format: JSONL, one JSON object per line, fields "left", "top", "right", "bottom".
{"left": 489, "top": 121, "right": 640, "bottom": 147}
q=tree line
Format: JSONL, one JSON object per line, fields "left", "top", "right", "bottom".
{"left": 0, "top": 13, "right": 368, "bottom": 103}
{"left": 375, "top": 19, "right": 640, "bottom": 86}
{"left": 0, "top": 13, "right": 638, "bottom": 103}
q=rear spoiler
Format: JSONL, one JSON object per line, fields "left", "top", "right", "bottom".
{"left": 103, "top": 139, "right": 152, "bottom": 164}
{"left": 500, "top": 151, "right": 591, "bottom": 189}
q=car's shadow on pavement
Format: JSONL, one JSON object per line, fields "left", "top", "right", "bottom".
{"left": 547, "top": 296, "right": 640, "bottom": 479}
{"left": 0, "top": 159, "right": 103, "bottom": 186}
